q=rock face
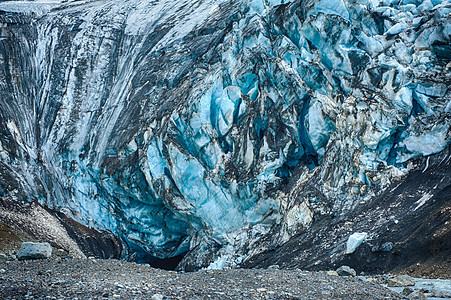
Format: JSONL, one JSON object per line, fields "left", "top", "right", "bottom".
{"left": 0, "top": 197, "right": 123, "bottom": 260}
{"left": 0, "top": 0, "right": 449, "bottom": 270}
{"left": 17, "top": 242, "right": 52, "bottom": 260}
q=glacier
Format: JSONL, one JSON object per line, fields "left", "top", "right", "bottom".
{"left": 0, "top": 0, "right": 449, "bottom": 270}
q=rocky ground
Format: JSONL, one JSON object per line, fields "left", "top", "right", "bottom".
{"left": 1, "top": 221, "right": 451, "bottom": 300}
{"left": 0, "top": 256, "right": 407, "bottom": 300}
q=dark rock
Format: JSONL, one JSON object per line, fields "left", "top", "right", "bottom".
{"left": 408, "top": 291, "right": 426, "bottom": 300}
{"left": 0, "top": 198, "right": 123, "bottom": 260}
{"left": 402, "top": 287, "right": 414, "bottom": 295}
{"left": 242, "top": 149, "right": 451, "bottom": 278}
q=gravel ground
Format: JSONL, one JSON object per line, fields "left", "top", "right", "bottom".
{"left": 0, "top": 258, "right": 404, "bottom": 300}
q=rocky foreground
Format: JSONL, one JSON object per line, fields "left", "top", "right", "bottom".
{"left": 1, "top": 223, "right": 450, "bottom": 300}
{"left": 0, "top": 257, "right": 408, "bottom": 300}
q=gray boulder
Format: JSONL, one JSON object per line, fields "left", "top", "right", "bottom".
{"left": 387, "top": 275, "right": 415, "bottom": 287}
{"left": 409, "top": 291, "right": 426, "bottom": 300}
{"left": 336, "top": 266, "right": 356, "bottom": 277}
{"left": 17, "top": 242, "right": 52, "bottom": 260}
{"left": 402, "top": 287, "right": 414, "bottom": 296}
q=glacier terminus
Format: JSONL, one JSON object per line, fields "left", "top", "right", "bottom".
{"left": 0, "top": 0, "right": 449, "bottom": 272}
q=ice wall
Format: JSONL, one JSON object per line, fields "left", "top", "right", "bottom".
{"left": 0, "top": 0, "right": 449, "bottom": 268}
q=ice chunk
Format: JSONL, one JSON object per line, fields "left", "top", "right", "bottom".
{"left": 386, "top": 21, "right": 408, "bottom": 35}
{"left": 399, "top": 123, "right": 449, "bottom": 159}
{"left": 307, "top": 98, "right": 331, "bottom": 153}
{"left": 346, "top": 232, "right": 368, "bottom": 254}
{"left": 393, "top": 87, "right": 413, "bottom": 113}
{"left": 310, "top": 0, "right": 351, "bottom": 21}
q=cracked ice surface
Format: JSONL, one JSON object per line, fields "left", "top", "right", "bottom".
{"left": 0, "top": 0, "right": 449, "bottom": 268}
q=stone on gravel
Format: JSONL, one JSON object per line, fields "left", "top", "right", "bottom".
{"left": 402, "top": 287, "right": 414, "bottom": 295}
{"left": 345, "top": 232, "right": 368, "bottom": 254}
{"left": 151, "top": 294, "right": 165, "bottom": 300}
{"left": 0, "top": 258, "right": 411, "bottom": 299}
{"left": 380, "top": 242, "right": 393, "bottom": 252}
{"left": 17, "top": 242, "right": 52, "bottom": 260}
{"left": 326, "top": 270, "right": 339, "bottom": 276}
{"left": 409, "top": 291, "right": 426, "bottom": 300}
{"left": 387, "top": 275, "right": 415, "bottom": 287}
{"left": 336, "top": 266, "right": 356, "bottom": 277}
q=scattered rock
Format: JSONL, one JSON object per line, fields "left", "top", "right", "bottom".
{"left": 345, "top": 232, "right": 368, "bottom": 254}
{"left": 402, "top": 287, "right": 414, "bottom": 295}
{"left": 372, "top": 275, "right": 390, "bottom": 284}
{"left": 435, "top": 291, "right": 451, "bottom": 298}
{"left": 387, "top": 275, "right": 415, "bottom": 287}
{"left": 371, "top": 242, "right": 393, "bottom": 252}
{"left": 17, "top": 242, "right": 52, "bottom": 260}
{"left": 357, "top": 276, "right": 368, "bottom": 282}
{"left": 0, "top": 269, "right": 5, "bottom": 273}
{"left": 0, "top": 258, "right": 405, "bottom": 299}
{"left": 8, "top": 254, "right": 17, "bottom": 261}
{"left": 408, "top": 291, "right": 426, "bottom": 300}
{"left": 326, "top": 270, "right": 339, "bottom": 276}
{"left": 380, "top": 242, "right": 393, "bottom": 252}
{"left": 336, "top": 266, "right": 356, "bottom": 277}
{"left": 151, "top": 294, "right": 165, "bottom": 300}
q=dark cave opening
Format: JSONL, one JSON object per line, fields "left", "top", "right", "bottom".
{"left": 132, "top": 251, "right": 187, "bottom": 270}
{"left": 148, "top": 254, "right": 186, "bottom": 270}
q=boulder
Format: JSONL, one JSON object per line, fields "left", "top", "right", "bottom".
{"left": 326, "top": 270, "right": 339, "bottom": 276}
{"left": 402, "top": 287, "right": 414, "bottom": 295}
{"left": 380, "top": 242, "right": 393, "bottom": 252}
{"left": 408, "top": 291, "right": 426, "bottom": 300}
{"left": 387, "top": 275, "right": 415, "bottom": 287}
{"left": 336, "top": 266, "right": 356, "bottom": 277}
{"left": 17, "top": 242, "right": 52, "bottom": 260}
